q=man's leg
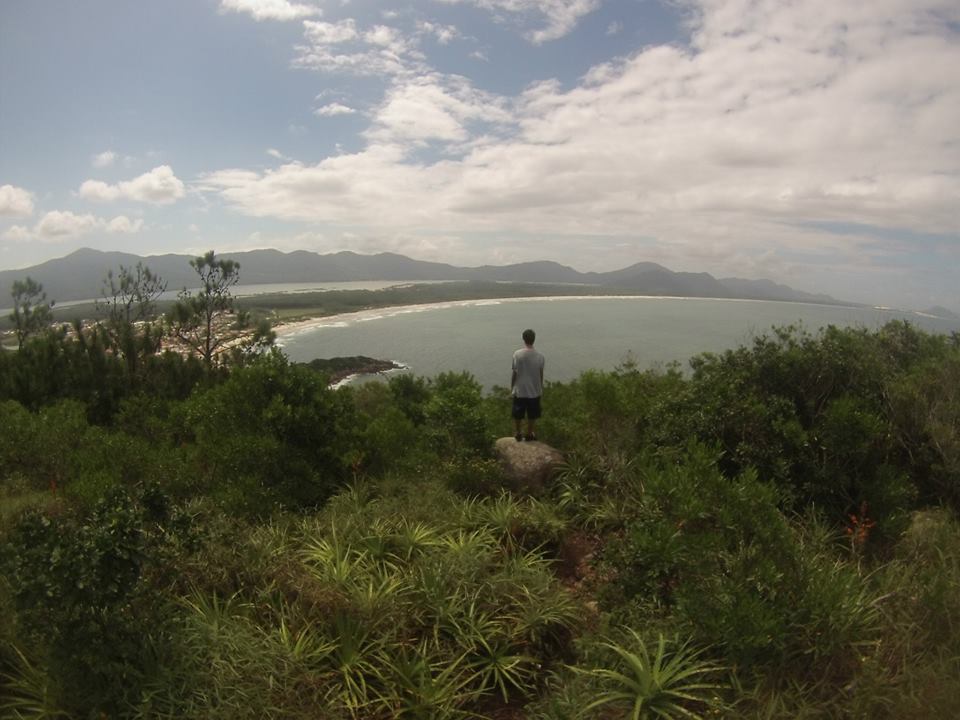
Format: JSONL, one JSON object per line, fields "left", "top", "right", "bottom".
{"left": 525, "top": 396, "right": 541, "bottom": 441}
{"left": 512, "top": 397, "right": 524, "bottom": 440}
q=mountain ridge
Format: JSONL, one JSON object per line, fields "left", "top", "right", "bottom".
{"left": 0, "top": 247, "right": 852, "bottom": 308}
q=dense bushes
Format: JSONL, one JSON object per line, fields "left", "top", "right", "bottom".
{"left": 181, "top": 350, "right": 359, "bottom": 513}
{"left": 2, "top": 485, "right": 182, "bottom": 715}
{"left": 2, "top": 320, "right": 960, "bottom": 718}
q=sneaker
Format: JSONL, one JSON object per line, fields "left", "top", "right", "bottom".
{"left": 525, "top": 433, "right": 537, "bottom": 442}
{"left": 515, "top": 433, "right": 523, "bottom": 442}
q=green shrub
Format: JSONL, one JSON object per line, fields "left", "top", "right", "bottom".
{"left": 183, "top": 350, "right": 358, "bottom": 514}
{"left": 352, "top": 382, "right": 426, "bottom": 476}
{"left": 423, "top": 372, "right": 493, "bottom": 458}
{"left": 2, "top": 485, "right": 178, "bottom": 716}
{"left": 599, "top": 445, "right": 881, "bottom": 675}
{"left": 887, "top": 354, "right": 960, "bottom": 509}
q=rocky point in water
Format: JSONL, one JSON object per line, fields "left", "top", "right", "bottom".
{"left": 301, "top": 356, "right": 404, "bottom": 385}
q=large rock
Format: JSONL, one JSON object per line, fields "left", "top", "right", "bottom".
{"left": 493, "top": 437, "right": 564, "bottom": 495}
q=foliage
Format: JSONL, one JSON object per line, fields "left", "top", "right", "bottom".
{"left": 2, "top": 313, "right": 960, "bottom": 718}
{"left": 423, "top": 371, "right": 495, "bottom": 458}
{"left": 8, "top": 277, "right": 55, "bottom": 351}
{"left": 887, "top": 354, "right": 960, "bottom": 508}
{"left": 1, "top": 484, "right": 180, "bottom": 716}
{"left": 579, "top": 631, "right": 724, "bottom": 720}
{"left": 112, "top": 479, "right": 578, "bottom": 719}
{"left": 182, "top": 350, "right": 358, "bottom": 513}
{"left": 96, "top": 262, "right": 167, "bottom": 374}
{"left": 168, "top": 250, "right": 268, "bottom": 368}
{"left": 0, "top": 645, "right": 70, "bottom": 719}
{"left": 351, "top": 381, "right": 425, "bottom": 476}
{"left": 595, "top": 445, "right": 882, "bottom": 675}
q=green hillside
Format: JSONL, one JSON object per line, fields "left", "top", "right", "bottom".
{"left": 2, "top": 283, "right": 959, "bottom": 717}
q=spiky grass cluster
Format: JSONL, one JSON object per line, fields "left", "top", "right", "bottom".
{"left": 120, "top": 485, "right": 579, "bottom": 719}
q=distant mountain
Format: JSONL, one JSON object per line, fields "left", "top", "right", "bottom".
{"left": 0, "top": 247, "right": 848, "bottom": 307}
{"left": 718, "top": 277, "right": 839, "bottom": 305}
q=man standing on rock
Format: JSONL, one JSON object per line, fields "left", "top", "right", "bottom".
{"left": 511, "top": 328, "right": 545, "bottom": 441}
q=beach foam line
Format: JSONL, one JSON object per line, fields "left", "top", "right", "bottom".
{"left": 273, "top": 300, "right": 487, "bottom": 337}
{"left": 273, "top": 294, "right": 854, "bottom": 339}
{"left": 271, "top": 296, "right": 702, "bottom": 338}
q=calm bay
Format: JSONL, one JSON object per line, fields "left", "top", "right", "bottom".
{"left": 276, "top": 296, "right": 960, "bottom": 390}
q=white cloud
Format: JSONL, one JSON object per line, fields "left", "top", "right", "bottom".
{"left": 116, "top": 165, "right": 186, "bottom": 204}
{"left": 606, "top": 21, "right": 623, "bottom": 36}
{"left": 5, "top": 211, "right": 145, "bottom": 243}
{"left": 78, "top": 165, "right": 186, "bottom": 205}
{"left": 418, "top": 20, "right": 460, "bottom": 44}
{"left": 436, "top": 0, "right": 602, "bottom": 43}
{"left": 203, "top": 0, "right": 960, "bottom": 293}
{"left": 78, "top": 180, "right": 120, "bottom": 203}
{"left": 294, "top": 18, "right": 426, "bottom": 76}
{"left": 35, "top": 211, "right": 104, "bottom": 240}
{"left": 1, "top": 225, "right": 33, "bottom": 242}
{"left": 315, "top": 102, "right": 357, "bottom": 117}
{"left": 0, "top": 184, "right": 35, "bottom": 217}
{"left": 302, "top": 19, "right": 358, "bottom": 44}
{"left": 267, "top": 148, "right": 292, "bottom": 160}
{"left": 366, "top": 74, "right": 512, "bottom": 144}
{"left": 105, "top": 215, "right": 144, "bottom": 234}
{"left": 92, "top": 150, "right": 117, "bottom": 168}
{"left": 220, "top": 0, "right": 320, "bottom": 22}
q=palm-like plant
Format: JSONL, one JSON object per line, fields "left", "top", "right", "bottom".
{"left": 347, "top": 570, "right": 411, "bottom": 624}
{"left": 508, "top": 583, "right": 579, "bottom": 648}
{"left": 303, "top": 531, "right": 370, "bottom": 588}
{"left": 0, "top": 646, "right": 69, "bottom": 720}
{"left": 376, "top": 643, "right": 481, "bottom": 720}
{"left": 272, "top": 613, "right": 334, "bottom": 666}
{"left": 439, "top": 528, "right": 498, "bottom": 559}
{"left": 465, "top": 631, "right": 537, "bottom": 703}
{"left": 476, "top": 492, "right": 525, "bottom": 553}
{"left": 327, "top": 612, "right": 385, "bottom": 716}
{"left": 582, "top": 631, "right": 724, "bottom": 720}
{"left": 392, "top": 519, "right": 443, "bottom": 562}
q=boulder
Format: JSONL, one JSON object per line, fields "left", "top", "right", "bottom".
{"left": 493, "top": 437, "right": 564, "bottom": 495}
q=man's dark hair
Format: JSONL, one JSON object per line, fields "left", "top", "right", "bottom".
{"left": 522, "top": 329, "right": 536, "bottom": 345}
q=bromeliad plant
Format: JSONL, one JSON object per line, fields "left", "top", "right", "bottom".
{"left": 289, "top": 490, "right": 581, "bottom": 715}
{"left": 579, "top": 630, "right": 725, "bottom": 720}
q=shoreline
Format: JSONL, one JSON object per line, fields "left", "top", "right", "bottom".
{"left": 272, "top": 293, "right": 897, "bottom": 341}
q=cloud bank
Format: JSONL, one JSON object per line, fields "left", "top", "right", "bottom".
{"left": 200, "top": 0, "right": 960, "bottom": 284}
{"left": 3, "top": 211, "right": 144, "bottom": 243}
{"left": 220, "top": 0, "right": 320, "bottom": 22}
{"left": 436, "top": 0, "right": 601, "bottom": 43}
{"left": 0, "top": 185, "right": 35, "bottom": 218}
{"left": 79, "top": 166, "right": 186, "bottom": 205}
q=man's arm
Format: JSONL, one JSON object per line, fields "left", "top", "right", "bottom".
{"left": 511, "top": 369, "right": 517, "bottom": 390}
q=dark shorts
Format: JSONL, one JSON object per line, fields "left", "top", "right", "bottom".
{"left": 512, "top": 396, "right": 542, "bottom": 420}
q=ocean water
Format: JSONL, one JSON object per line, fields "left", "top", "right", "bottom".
{"left": 276, "top": 296, "right": 960, "bottom": 390}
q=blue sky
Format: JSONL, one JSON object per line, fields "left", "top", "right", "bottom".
{"left": 1, "top": 0, "right": 958, "bottom": 310}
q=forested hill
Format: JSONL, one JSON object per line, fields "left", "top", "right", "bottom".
{"left": 0, "top": 247, "right": 845, "bottom": 306}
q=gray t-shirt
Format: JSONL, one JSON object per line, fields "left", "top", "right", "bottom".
{"left": 512, "top": 347, "right": 545, "bottom": 398}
